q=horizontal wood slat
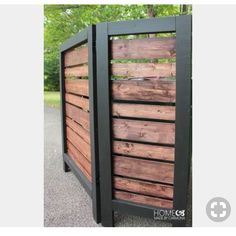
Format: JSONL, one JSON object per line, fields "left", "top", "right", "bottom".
{"left": 65, "top": 64, "right": 88, "bottom": 77}
{"left": 114, "top": 156, "right": 174, "bottom": 184}
{"left": 113, "top": 141, "right": 175, "bottom": 161}
{"left": 67, "top": 141, "right": 91, "bottom": 182}
{"left": 114, "top": 176, "right": 173, "bottom": 199}
{"left": 114, "top": 190, "right": 173, "bottom": 209}
{"left": 65, "top": 79, "right": 89, "bottom": 97}
{"left": 65, "top": 93, "right": 89, "bottom": 111}
{"left": 66, "top": 126, "right": 91, "bottom": 161}
{"left": 112, "top": 103, "right": 175, "bottom": 120}
{"left": 111, "top": 63, "right": 176, "bottom": 78}
{"left": 64, "top": 47, "right": 88, "bottom": 67}
{"left": 65, "top": 103, "right": 90, "bottom": 131}
{"left": 112, "top": 79, "right": 176, "bottom": 102}
{"left": 66, "top": 117, "right": 90, "bottom": 144}
{"left": 113, "top": 118, "right": 175, "bottom": 145}
{"left": 111, "top": 38, "right": 176, "bottom": 59}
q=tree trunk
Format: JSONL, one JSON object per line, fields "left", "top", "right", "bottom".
{"left": 147, "top": 5, "right": 157, "bottom": 39}
{"left": 180, "top": 5, "right": 188, "bottom": 15}
{"left": 146, "top": 5, "right": 157, "bottom": 64}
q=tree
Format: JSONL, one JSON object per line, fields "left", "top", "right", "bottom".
{"left": 44, "top": 5, "right": 191, "bottom": 91}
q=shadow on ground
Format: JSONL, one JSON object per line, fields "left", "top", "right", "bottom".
{"left": 44, "top": 105, "right": 192, "bottom": 227}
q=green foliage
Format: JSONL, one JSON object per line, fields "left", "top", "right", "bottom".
{"left": 44, "top": 4, "right": 192, "bottom": 91}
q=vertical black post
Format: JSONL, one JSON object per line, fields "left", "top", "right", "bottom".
{"left": 88, "top": 25, "right": 101, "bottom": 223}
{"left": 173, "top": 15, "right": 192, "bottom": 227}
{"left": 59, "top": 51, "right": 70, "bottom": 172}
{"left": 96, "top": 22, "right": 114, "bottom": 227}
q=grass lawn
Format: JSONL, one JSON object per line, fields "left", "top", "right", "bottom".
{"left": 44, "top": 91, "right": 60, "bottom": 108}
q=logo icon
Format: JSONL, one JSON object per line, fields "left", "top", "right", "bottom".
{"left": 206, "top": 197, "right": 231, "bottom": 222}
{"left": 154, "top": 209, "right": 185, "bottom": 221}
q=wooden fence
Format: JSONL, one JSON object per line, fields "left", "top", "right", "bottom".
{"left": 60, "top": 16, "right": 191, "bottom": 227}
{"left": 110, "top": 37, "right": 176, "bottom": 209}
{"left": 60, "top": 26, "right": 100, "bottom": 223}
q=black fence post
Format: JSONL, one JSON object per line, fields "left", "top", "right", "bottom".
{"left": 59, "top": 51, "right": 70, "bottom": 172}
{"left": 96, "top": 22, "right": 114, "bottom": 227}
{"left": 173, "top": 15, "right": 192, "bottom": 227}
{"left": 88, "top": 25, "right": 101, "bottom": 224}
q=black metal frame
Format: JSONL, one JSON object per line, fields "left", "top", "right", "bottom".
{"left": 96, "top": 15, "right": 192, "bottom": 227}
{"left": 173, "top": 15, "right": 192, "bottom": 227}
{"left": 60, "top": 25, "right": 101, "bottom": 223}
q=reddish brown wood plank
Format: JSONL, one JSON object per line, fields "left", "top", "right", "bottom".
{"left": 66, "top": 117, "right": 90, "bottom": 144}
{"left": 65, "top": 64, "right": 88, "bottom": 77}
{"left": 67, "top": 140, "right": 91, "bottom": 174}
{"left": 112, "top": 103, "right": 175, "bottom": 120}
{"left": 64, "top": 47, "right": 88, "bottom": 67}
{"left": 114, "top": 156, "right": 174, "bottom": 184}
{"left": 113, "top": 118, "right": 175, "bottom": 145}
{"left": 66, "top": 126, "right": 91, "bottom": 161}
{"left": 111, "top": 38, "right": 176, "bottom": 59}
{"left": 114, "top": 176, "right": 173, "bottom": 199}
{"left": 113, "top": 141, "right": 174, "bottom": 161}
{"left": 111, "top": 63, "right": 176, "bottom": 78}
{"left": 65, "top": 93, "right": 89, "bottom": 111}
{"left": 65, "top": 103, "right": 90, "bottom": 131}
{"left": 67, "top": 141, "right": 91, "bottom": 182}
{"left": 112, "top": 79, "right": 176, "bottom": 102}
{"left": 114, "top": 190, "right": 173, "bottom": 209}
{"left": 65, "top": 79, "right": 89, "bottom": 97}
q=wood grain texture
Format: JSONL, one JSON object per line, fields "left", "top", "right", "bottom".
{"left": 111, "top": 63, "right": 176, "bottom": 78}
{"left": 111, "top": 38, "right": 176, "bottom": 59}
{"left": 67, "top": 140, "right": 91, "bottom": 182}
{"left": 113, "top": 141, "right": 174, "bottom": 161}
{"left": 113, "top": 118, "right": 175, "bottom": 145}
{"left": 65, "top": 64, "right": 88, "bottom": 77}
{"left": 64, "top": 46, "right": 88, "bottom": 67}
{"left": 112, "top": 103, "right": 175, "bottom": 120}
{"left": 66, "top": 117, "right": 90, "bottom": 144}
{"left": 65, "top": 79, "right": 89, "bottom": 97}
{"left": 65, "top": 103, "right": 89, "bottom": 131}
{"left": 66, "top": 126, "right": 91, "bottom": 161}
{"left": 65, "top": 93, "right": 89, "bottom": 111}
{"left": 112, "top": 79, "right": 176, "bottom": 103}
{"left": 114, "top": 190, "right": 173, "bottom": 209}
{"left": 113, "top": 156, "right": 174, "bottom": 184}
{"left": 114, "top": 176, "right": 173, "bottom": 199}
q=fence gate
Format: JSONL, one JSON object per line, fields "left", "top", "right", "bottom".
{"left": 96, "top": 15, "right": 191, "bottom": 226}
{"left": 60, "top": 25, "right": 100, "bottom": 223}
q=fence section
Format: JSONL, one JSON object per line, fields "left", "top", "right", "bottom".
{"left": 60, "top": 26, "right": 100, "bottom": 223}
{"left": 96, "top": 15, "right": 191, "bottom": 226}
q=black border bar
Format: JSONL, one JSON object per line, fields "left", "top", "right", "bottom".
{"left": 173, "top": 15, "right": 192, "bottom": 227}
{"left": 60, "top": 28, "right": 87, "bottom": 52}
{"left": 96, "top": 22, "right": 114, "bottom": 227}
{"left": 107, "top": 16, "right": 176, "bottom": 36}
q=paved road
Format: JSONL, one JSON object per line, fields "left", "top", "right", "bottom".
{"left": 44, "top": 105, "right": 192, "bottom": 227}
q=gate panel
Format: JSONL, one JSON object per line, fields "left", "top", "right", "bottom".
{"left": 97, "top": 16, "right": 191, "bottom": 226}
{"left": 60, "top": 26, "right": 100, "bottom": 223}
